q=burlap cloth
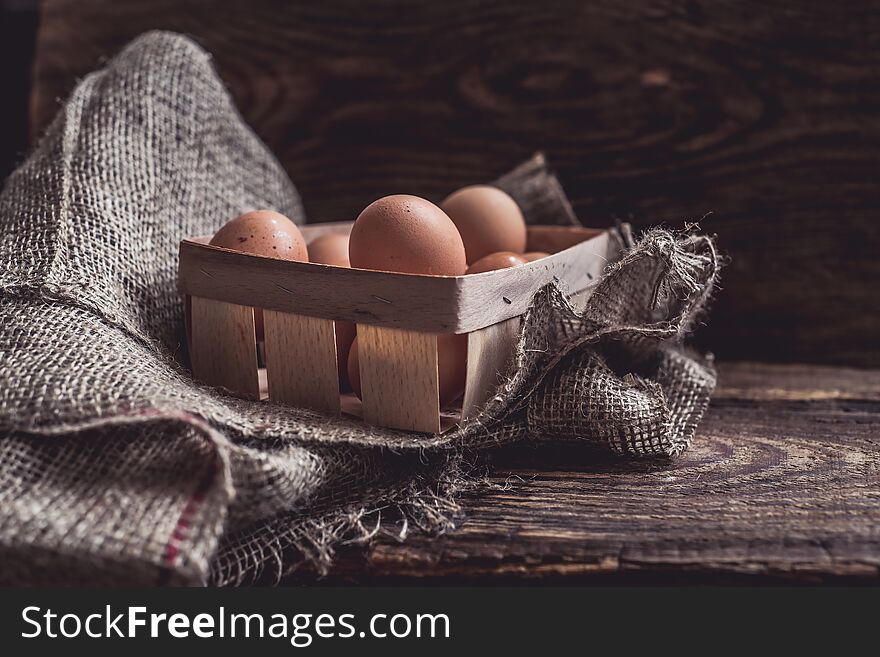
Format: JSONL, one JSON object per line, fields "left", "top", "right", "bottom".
{"left": 0, "top": 32, "right": 720, "bottom": 585}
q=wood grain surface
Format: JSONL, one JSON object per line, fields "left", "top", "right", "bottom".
{"left": 462, "top": 316, "right": 521, "bottom": 420}
{"left": 357, "top": 325, "right": 440, "bottom": 433}
{"left": 189, "top": 297, "right": 260, "bottom": 400}
{"left": 31, "top": 0, "right": 880, "bottom": 366}
{"left": 302, "top": 361, "right": 880, "bottom": 584}
{"left": 178, "top": 226, "right": 609, "bottom": 333}
{"left": 263, "top": 311, "right": 341, "bottom": 415}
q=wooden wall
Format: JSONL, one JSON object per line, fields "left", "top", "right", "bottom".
{"left": 30, "top": 0, "right": 880, "bottom": 366}
{"left": 0, "top": 1, "right": 38, "bottom": 181}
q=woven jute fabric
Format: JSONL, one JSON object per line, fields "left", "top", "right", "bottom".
{"left": 0, "top": 32, "right": 720, "bottom": 585}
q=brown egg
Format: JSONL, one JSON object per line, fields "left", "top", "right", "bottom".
{"left": 523, "top": 251, "right": 550, "bottom": 262}
{"left": 437, "top": 333, "right": 468, "bottom": 406}
{"left": 347, "top": 337, "right": 362, "bottom": 398}
{"left": 466, "top": 251, "right": 527, "bottom": 274}
{"left": 308, "top": 233, "right": 351, "bottom": 267}
{"left": 348, "top": 334, "right": 467, "bottom": 408}
{"left": 307, "top": 232, "right": 356, "bottom": 388}
{"left": 348, "top": 195, "right": 467, "bottom": 408}
{"left": 210, "top": 209, "right": 308, "bottom": 260}
{"left": 348, "top": 195, "right": 467, "bottom": 276}
{"left": 440, "top": 185, "right": 527, "bottom": 264}
{"left": 334, "top": 320, "right": 357, "bottom": 391}
{"left": 209, "top": 210, "right": 308, "bottom": 339}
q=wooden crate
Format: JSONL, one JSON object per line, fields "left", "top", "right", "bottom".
{"left": 178, "top": 223, "right": 614, "bottom": 432}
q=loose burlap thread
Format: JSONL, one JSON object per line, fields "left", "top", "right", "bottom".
{"left": 0, "top": 32, "right": 720, "bottom": 585}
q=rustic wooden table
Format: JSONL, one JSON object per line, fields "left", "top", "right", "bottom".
{"left": 313, "top": 362, "right": 880, "bottom": 584}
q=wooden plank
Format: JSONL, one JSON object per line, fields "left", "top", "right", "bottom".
{"left": 454, "top": 231, "right": 609, "bottom": 329}
{"left": 263, "top": 310, "right": 340, "bottom": 415}
{"left": 177, "top": 227, "right": 609, "bottom": 334}
{"left": 357, "top": 325, "right": 440, "bottom": 433}
{"left": 713, "top": 361, "right": 880, "bottom": 402}
{"left": 300, "top": 361, "right": 880, "bottom": 584}
{"left": 462, "top": 317, "right": 521, "bottom": 420}
{"left": 189, "top": 296, "right": 259, "bottom": 399}
{"left": 32, "top": 0, "right": 880, "bottom": 366}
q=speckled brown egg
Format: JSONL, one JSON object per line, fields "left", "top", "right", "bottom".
{"left": 210, "top": 209, "right": 308, "bottom": 261}
{"left": 347, "top": 333, "right": 467, "bottom": 408}
{"left": 523, "top": 251, "right": 550, "bottom": 262}
{"left": 440, "top": 185, "right": 527, "bottom": 264}
{"left": 348, "top": 195, "right": 467, "bottom": 276}
{"left": 308, "top": 233, "right": 351, "bottom": 267}
{"left": 466, "top": 251, "right": 527, "bottom": 274}
{"left": 209, "top": 210, "right": 308, "bottom": 339}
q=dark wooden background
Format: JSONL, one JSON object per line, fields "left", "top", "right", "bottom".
{"left": 28, "top": 0, "right": 880, "bottom": 368}
{"left": 0, "top": 1, "right": 38, "bottom": 182}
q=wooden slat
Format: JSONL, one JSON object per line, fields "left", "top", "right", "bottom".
{"left": 462, "top": 317, "right": 521, "bottom": 420}
{"left": 177, "top": 227, "right": 610, "bottom": 335}
{"left": 263, "top": 310, "right": 340, "bottom": 415}
{"left": 357, "top": 325, "right": 440, "bottom": 433}
{"left": 189, "top": 296, "right": 259, "bottom": 399}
